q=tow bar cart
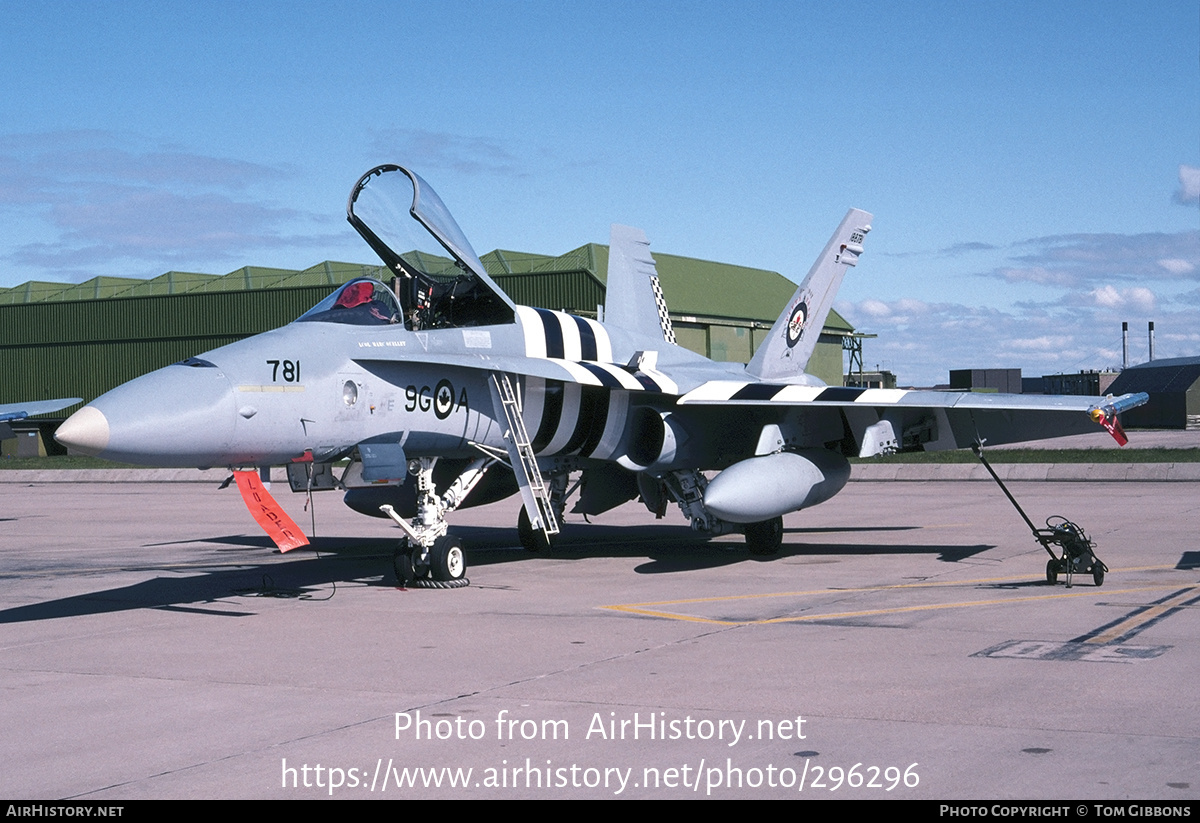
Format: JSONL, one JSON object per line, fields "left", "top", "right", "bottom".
{"left": 972, "top": 442, "right": 1107, "bottom": 587}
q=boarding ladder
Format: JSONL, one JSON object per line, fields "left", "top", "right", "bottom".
{"left": 488, "top": 373, "right": 560, "bottom": 537}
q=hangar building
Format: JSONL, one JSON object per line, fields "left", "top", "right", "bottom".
{"left": 1105, "top": 356, "right": 1200, "bottom": 430}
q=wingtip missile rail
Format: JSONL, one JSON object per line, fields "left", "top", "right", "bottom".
{"left": 1088, "top": 392, "right": 1149, "bottom": 447}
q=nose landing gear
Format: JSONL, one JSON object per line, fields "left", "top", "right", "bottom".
{"left": 381, "top": 456, "right": 483, "bottom": 589}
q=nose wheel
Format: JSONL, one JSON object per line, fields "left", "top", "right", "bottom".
{"left": 395, "top": 547, "right": 430, "bottom": 584}
{"left": 394, "top": 536, "right": 469, "bottom": 589}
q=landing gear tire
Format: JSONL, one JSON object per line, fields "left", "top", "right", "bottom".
{"left": 745, "top": 516, "right": 784, "bottom": 556}
{"left": 395, "top": 540, "right": 469, "bottom": 589}
{"left": 518, "top": 506, "right": 556, "bottom": 553}
{"left": 431, "top": 535, "right": 467, "bottom": 582}
{"left": 1093, "top": 564, "right": 1105, "bottom": 587}
{"left": 394, "top": 546, "right": 428, "bottom": 585}
{"left": 1046, "top": 558, "right": 1059, "bottom": 585}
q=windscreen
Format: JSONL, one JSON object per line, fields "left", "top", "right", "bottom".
{"left": 296, "top": 278, "right": 402, "bottom": 325}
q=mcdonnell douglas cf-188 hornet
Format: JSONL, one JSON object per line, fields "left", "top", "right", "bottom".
{"left": 55, "top": 165, "right": 1148, "bottom": 587}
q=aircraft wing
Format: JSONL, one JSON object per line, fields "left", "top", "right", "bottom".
{"left": 678, "top": 382, "right": 1149, "bottom": 452}
{"left": 354, "top": 352, "right": 684, "bottom": 394}
{"left": 0, "top": 397, "right": 81, "bottom": 441}
{"left": 678, "top": 382, "right": 1104, "bottom": 408}
{"left": 0, "top": 397, "right": 82, "bottom": 422}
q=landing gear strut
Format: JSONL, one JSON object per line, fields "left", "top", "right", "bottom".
{"left": 381, "top": 457, "right": 483, "bottom": 589}
{"left": 660, "top": 469, "right": 739, "bottom": 545}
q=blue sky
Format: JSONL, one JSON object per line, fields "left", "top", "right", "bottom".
{"left": 1, "top": 1, "right": 1196, "bottom": 385}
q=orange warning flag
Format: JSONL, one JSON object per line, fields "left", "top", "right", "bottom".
{"left": 233, "top": 470, "right": 310, "bottom": 552}
{"left": 1090, "top": 408, "right": 1129, "bottom": 447}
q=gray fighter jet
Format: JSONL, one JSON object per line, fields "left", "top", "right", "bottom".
{"left": 55, "top": 164, "right": 1147, "bottom": 586}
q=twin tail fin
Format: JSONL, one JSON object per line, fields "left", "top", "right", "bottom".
{"left": 746, "top": 209, "right": 872, "bottom": 381}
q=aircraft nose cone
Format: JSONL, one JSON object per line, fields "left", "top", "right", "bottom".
{"left": 54, "top": 406, "right": 111, "bottom": 456}
{"left": 59, "top": 364, "right": 237, "bottom": 466}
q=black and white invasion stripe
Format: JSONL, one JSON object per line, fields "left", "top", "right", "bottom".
{"left": 519, "top": 376, "right": 632, "bottom": 460}
{"left": 516, "top": 305, "right": 678, "bottom": 394}
{"left": 678, "top": 382, "right": 910, "bottom": 405}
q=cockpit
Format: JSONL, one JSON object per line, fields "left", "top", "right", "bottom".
{"left": 296, "top": 277, "right": 403, "bottom": 326}
{"left": 336, "top": 164, "right": 516, "bottom": 330}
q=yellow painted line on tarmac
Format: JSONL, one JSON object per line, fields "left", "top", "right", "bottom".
{"left": 754, "top": 585, "right": 1184, "bottom": 627}
{"left": 603, "top": 606, "right": 736, "bottom": 625}
{"left": 1083, "top": 586, "right": 1200, "bottom": 645}
{"left": 608, "top": 566, "right": 1184, "bottom": 608}
{"left": 1108, "top": 564, "right": 1199, "bottom": 574}
{"left": 602, "top": 567, "right": 1193, "bottom": 625}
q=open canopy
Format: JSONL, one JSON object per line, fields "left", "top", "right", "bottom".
{"left": 346, "top": 165, "right": 515, "bottom": 329}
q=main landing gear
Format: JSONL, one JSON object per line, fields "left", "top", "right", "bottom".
{"left": 517, "top": 505, "right": 558, "bottom": 553}
{"left": 658, "top": 469, "right": 768, "bottom": 554}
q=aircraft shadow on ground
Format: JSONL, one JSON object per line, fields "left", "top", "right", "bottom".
{"left": 0, "top": 526, "right": 993, "bottom": 623}
{"left": 450, "top": 521, "right": 987, "bottom": 572}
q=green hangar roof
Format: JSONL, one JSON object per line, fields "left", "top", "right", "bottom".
{"left": 0, "top": 243, "right": 851, "bottom": 329}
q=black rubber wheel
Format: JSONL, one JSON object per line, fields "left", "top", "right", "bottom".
{"left": 394, "top": 545, "right": 429, "bottom": 585}
{"left": 745, "top": 516, "right": 784, "bottom": 556}
{"left": 1093, "top": 564, "right": 1105, "bottom": 587}
{"left": 517, "top": 506, "right": 556, "bottom": 552}
{"left": 430, "top": 535, "right": 467, "bottom": 582}
{"left": 1046, "top": 558, "right": 1059, "bottom": 585}
{"left": 394, "top": 551, "right": 416, "bottom": 585}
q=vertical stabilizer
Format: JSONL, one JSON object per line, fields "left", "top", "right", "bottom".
{"left": 746, "top": 209, "right": 872, "bottom": 381}
{"left": 605, "top": 224, "right": 676, "bottom": 345}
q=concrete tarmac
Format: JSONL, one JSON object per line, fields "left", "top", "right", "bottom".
{"left": 1, "top": 479, "right": 1196, "bottom": 799}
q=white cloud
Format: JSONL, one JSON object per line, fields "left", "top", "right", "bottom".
{"left": 846, "top": 198, "right": 1200, "bottom": 383}
{"left": 895, "top": 298, "right": 930, "bottom": 314}
{"left": 1091, "top": 285, "right": 1121, "bottom": 307}
{"left": 837, "top": 288, "right": 1198, "bottom": 387}
{"left": 1004, "top": 231, "right": 1200, "bottom": 284}
{"left": 858, "top": 298, "right": 892, "bottom": 317}
{"left": 0, "top": 131, "right": 338, "bottom": 282}
{"left": 1006, "top": 335, "right": 1073, "bottom": 352}
{"left": 1158, "top": 258, "right": 1196, "bottom": 275}
{"left": 1175, "top": 164, "right": 1200, "bottom": 205}
{"left": 1127, "top": 287, "right": 1156, "bottom": 310}
{"left": 1083, "top": 285, "right": 1155, "bottom": 311}
{"left": 995, "top": 265, "right": 1080, "bottom": 286}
